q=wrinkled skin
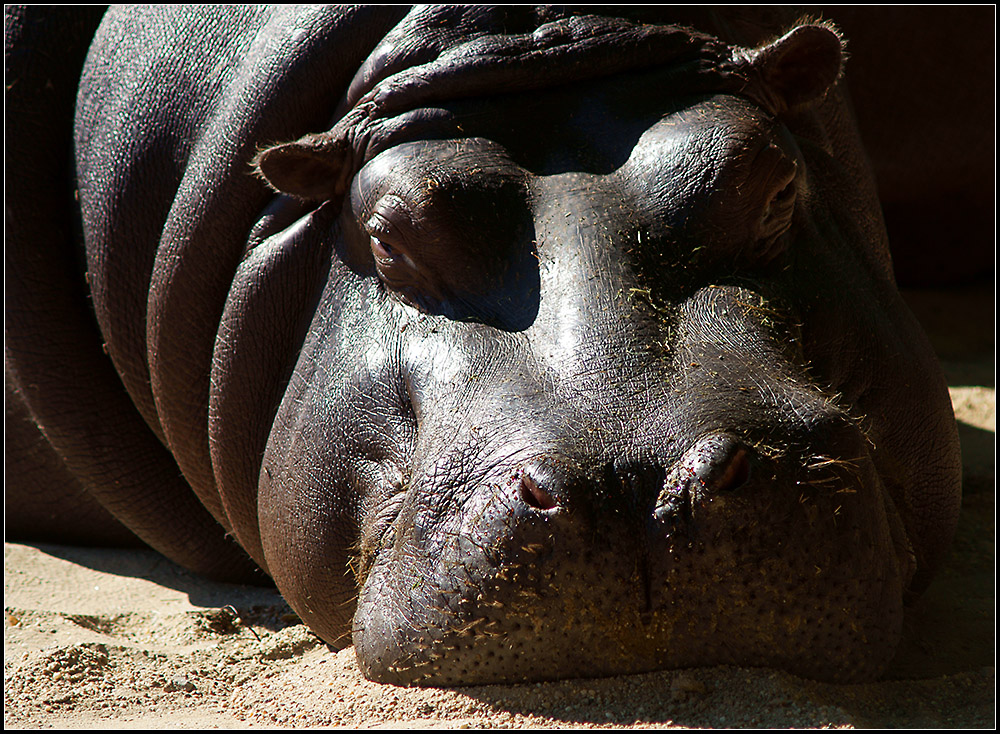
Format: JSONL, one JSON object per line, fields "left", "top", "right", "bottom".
{"left": 5, "top": 6, "right": 964, "bottom": 685}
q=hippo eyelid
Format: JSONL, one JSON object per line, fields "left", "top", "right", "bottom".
{"left": 369, "top": 193, "right": 413, "bottom": 224}
{"left": 365, "top": 211, "right": 409, "bottom": 257}
{"left": 370, "top": 235, "right": 419, "bottom": 273}
{"left": 370, "top": 235, "right": 396, "bottom": 262}
{"left": 364, "top": 209, "right": 402, "bottom": 243}
{"left": 364, "top": 210, "right": 424, "bottom": 282}
{"left": 366, "top": 192, "right": 424, "bottom": 240}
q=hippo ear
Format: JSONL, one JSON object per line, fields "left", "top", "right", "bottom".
{"left": 743, "top": 23, "right": 844, "bottom": 110}
{"left": 254, "top": 133, "right": 349, "bottom": 202}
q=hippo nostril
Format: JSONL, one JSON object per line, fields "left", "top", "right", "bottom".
{"left": 686, "top": 433, "right": 752, "bottom": 495}
{"left": 519, "top": 473, "right": 558, "bottom": 510}
{"left": 715, "top": 445, "right": 750, "bottom": 493}
{"left": 655, "top": 433, "right": 753, "bottom": 521}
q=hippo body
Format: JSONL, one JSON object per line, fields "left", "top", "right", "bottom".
{"left": 5, "top": 6, "right": 966, "bottom": 685}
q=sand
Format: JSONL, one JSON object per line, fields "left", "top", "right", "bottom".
{"left": 4, "top": 286, "right": 995, "bottom": 729}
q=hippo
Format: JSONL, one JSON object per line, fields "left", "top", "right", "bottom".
{"left": 5, "top": 6, "right": 966, "bottom": 685}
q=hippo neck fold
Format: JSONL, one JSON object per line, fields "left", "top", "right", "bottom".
{"left": 256, "top": 11, "right": 782, "bottom": 204}
{"left": 341, "top": 11, "right": 778, "bottom": 168}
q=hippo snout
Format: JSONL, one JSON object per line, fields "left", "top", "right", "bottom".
{"left": 353, "top": 412, "right": 909, "bottom": 686}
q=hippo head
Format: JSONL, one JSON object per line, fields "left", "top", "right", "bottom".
{"left": 241, "top": 9, "right": 959, "bottom": 685}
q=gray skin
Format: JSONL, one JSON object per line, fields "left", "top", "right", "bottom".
{"left": 5, "top": 6, "right": 963, "bottom": 685}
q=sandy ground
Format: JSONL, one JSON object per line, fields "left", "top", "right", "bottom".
{"left": 4, "top": 286, "right": 995, "bottom": 729}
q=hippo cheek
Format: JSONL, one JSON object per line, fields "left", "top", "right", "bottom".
{"left": 257, "top": 417, "right": 362, "bottom": 649}
{"left": 351, "top": 409, "right": 910, "bottom": 686}
{"left": 255, "top": 278, "right": 417, "bottom": 649}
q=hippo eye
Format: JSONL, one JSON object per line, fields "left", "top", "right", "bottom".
{"left": 365, "top": 210, "right": 412, "bottom": 268}
{"left": 362, "top": 208, "right": 426, "bottom": 298}
{"left": 370, "top": 235, "right": 396, "bottom": 263}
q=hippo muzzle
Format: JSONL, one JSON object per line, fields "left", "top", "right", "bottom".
{"left": 345, "top": 279, "right": 912, "bottom": 685}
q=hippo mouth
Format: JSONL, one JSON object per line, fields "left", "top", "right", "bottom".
{"left": 352, "top": 419, "right": 915, "bottom": 686}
